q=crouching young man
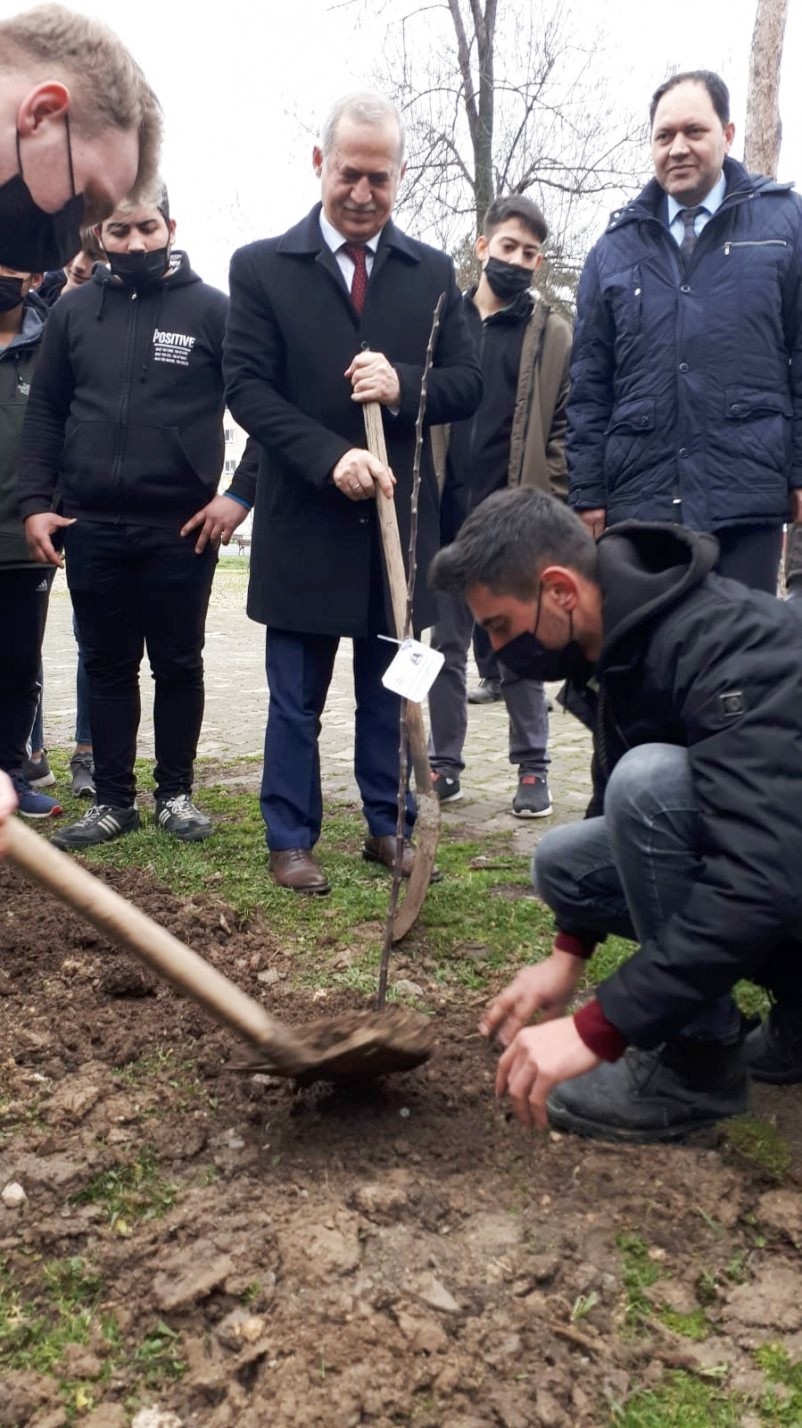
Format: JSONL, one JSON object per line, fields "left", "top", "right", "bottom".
{"left": 429, "top": 489, "right": 802, "bottom": 1142}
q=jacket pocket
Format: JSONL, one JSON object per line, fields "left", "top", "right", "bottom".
{"left": 605, "top": 396, "right": 655, "bottom": 435}
{"left": 603, "top": 398, "right": 657, "bottom": 495}
{"left": 720, "top": 385, "right": 792, "bottom": 481}
{"left": 724, "top": 386, "right": 792, "bottom": 422}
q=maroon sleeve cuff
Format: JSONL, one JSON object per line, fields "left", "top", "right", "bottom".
{"left": 554, "top": 930, "right": 597, "bottom": 960}
{"left": 573, "top": 998, "right": 628, "bottom": 1062}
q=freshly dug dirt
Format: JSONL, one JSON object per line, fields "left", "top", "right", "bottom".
{"left": 240, "top": 1005, "right": 433, "bottom": 1084}
{"left": 1, "top": 860, "right": 802, "bottom": 1427}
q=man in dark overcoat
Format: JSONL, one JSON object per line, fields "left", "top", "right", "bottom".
{"left": 224, "top": 92, "right": 482, "bottom": 893}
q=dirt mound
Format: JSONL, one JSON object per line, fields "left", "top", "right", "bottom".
{"left": 1, "top": 861, "right": 801, "bottom": 1426}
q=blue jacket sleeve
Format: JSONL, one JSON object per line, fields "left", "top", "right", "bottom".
{"left": 566, "top": 246, "right": 614, "bottom": 512}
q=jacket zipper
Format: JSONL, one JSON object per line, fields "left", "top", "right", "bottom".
{"left": 111, "top": 290, "right": 140, "bottom": 511}
{"left": 724, "top": 239, "right": 788, "bottom": 254}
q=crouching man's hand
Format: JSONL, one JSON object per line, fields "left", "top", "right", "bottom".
{"left": 480, "top": 950, "right": 585, "bottom": 1047}
{"left": 496, "top": 1017, "right": 601, "bottom": 1130}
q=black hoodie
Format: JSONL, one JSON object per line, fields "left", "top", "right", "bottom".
{"left": 17, "top": 251, "right": 238, "bottom": 528}
{"left": 508, "top": 521, "right": 802, "bottom": 1049}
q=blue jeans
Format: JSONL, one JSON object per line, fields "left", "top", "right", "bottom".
{"left": 533, "top": 742, "right": 739, "bottom": 1041}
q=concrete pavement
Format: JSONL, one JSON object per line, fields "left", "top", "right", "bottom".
{"left": 39, "top": 563, "right": 594, "bottom": 851}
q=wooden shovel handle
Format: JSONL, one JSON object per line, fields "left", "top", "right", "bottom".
{"left": 362, "top": 401, "right": 433, "bottom": 794}
{"left": 5, "top": 817, "right": 300, "bottom": 1062}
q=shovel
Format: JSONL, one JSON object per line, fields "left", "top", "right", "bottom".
{"left": 5, "top": 817, "right": 432, "bottom": 1083}
{"left": 363, "top": 401, "right": 441, "bottom": 941}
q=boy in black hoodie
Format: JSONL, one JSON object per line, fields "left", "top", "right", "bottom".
{"left": 18, "top": 184, "right": 256, "bottom": 848}
{"left": 430, "top": 488, "right": 802, "bottom": 1142}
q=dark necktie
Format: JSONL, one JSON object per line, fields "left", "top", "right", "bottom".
{"left": 341, "top": 242, "right": 369, "bottom": 314}
{"left": 679, "top": 205, "right": 703, "bottom": 263}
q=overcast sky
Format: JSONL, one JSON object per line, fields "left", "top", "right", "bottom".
{"left": 5, "top": 0, "right": 800, "bottom": 289}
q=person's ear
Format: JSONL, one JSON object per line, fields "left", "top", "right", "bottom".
{"left": 16, "top": 83, "right": 71, "bottom": 138}
{"left": 475, "top": 233, "right": 489, "bottom": 265}
{"left": 723, "top": 121, "right": 735, "bottom": 154}
{"left": 167, "top": 218, "right": 177, "bottom": 243}
{"left": 312, "top": 144, "right": 324, "bottom": 179}
{"left": 533, "top": 252, "right": 544, "bottom": 270}
{"left": 541, "top": 566, "right": 580, "bottom": 611}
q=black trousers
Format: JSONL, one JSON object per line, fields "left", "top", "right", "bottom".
{"left": 714, "top": 524, "right": 783, "bottom": 595}
{"left": 0, "top": 566, "right": 51, "bottom": 773}
{"left": 65, "top": 521, "right": 216, "bottom": 807}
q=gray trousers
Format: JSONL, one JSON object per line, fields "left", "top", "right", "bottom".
{"left": 428, "top": 592, "right": 549, "bottom": 777}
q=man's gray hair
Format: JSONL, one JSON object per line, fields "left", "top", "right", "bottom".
{"left": 429, "top": 489, "right": 597, "bottom": 602}
{"left": 320, "top": 93, "right": 406, "bottom": 164}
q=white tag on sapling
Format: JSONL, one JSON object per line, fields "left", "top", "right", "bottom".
{"left": 381, "top": 638, "right": 444, "bottom": 702}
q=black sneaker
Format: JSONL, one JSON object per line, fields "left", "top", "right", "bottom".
{"left": 512, "top": 773, "right": 552, "bottom": 818}
{"left": 155, "top": 793, "right": 213, "bottom": 842}
{"left": 467, "top": 678, "right": 502, "bottom": 705}
{"left": 52, "top": 803, "right": 139, "bottom": 850}
{"left": 546, "top": 1038, "right": 749, "bottom": 1143}
{"left": 431, "top": 771, "right": 463, "bottom": 803}
{"left": 745, "top": 1005, "right": 802, "bottom": 1084}
{"left": 21, "top": 751, "right": 56, "bottom": 788}
{"left": 70, "top": 750, "right": 96, "bottom": 799}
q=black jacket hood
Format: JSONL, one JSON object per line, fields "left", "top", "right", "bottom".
{"left": 597, "top": 521, "right": 719, "bottom": 663}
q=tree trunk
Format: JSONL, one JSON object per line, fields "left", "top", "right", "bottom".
{"left": 743, "top": 0, "right": 789, "bottom": 177}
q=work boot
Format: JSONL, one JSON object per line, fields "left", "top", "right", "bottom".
{"left": 547, "top": 1035, "right": 749, "bottom": 1143}
{"left": 746, "top": 1003, "right": 802, "bottom": 1085}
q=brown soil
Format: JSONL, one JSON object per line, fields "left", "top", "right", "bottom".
{"left": 2, "top": 862, "right": 802, "bottom": 1428}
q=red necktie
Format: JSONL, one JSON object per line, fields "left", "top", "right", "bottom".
{"left": 342, "top": 242, "right": 369, "bottom": 315}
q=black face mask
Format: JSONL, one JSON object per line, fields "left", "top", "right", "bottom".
{"left": 498, "top": 629, "right": 594, "bottom": 685}
{"left": 0, "top": 117, "right": 85, "bottom": 272}
{"left": 108, "top": 247, "right": 169, "bottom": 290}
{"left": 0, "top": 276, "right": 25, "bottom": 312}
{"left": 496, "top": 583, "right": 594, "bottom": 685}
{"left": 483, "top": 256, "right": 533, "bottom": 303}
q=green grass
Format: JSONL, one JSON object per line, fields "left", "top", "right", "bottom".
{"left": 617, "top": 1232, "right": 661, "bottom": 1331}
{"left": 721, "top": 1116, "right": 792, "bottom": 1182}
{"left": 71, "top": 1148, "right": 177, "bottom": 1233}
{"left": 612, "top": 1371, "right": 746, "bottom": 1427}
{"left": 42, "top": 753, "right": 556, "bottom": 996}
{"left": 0, "top": 1255, "right": 104, "bottom": 1374}
{"left": 0, "top": 1253, "right": 186, "bottom": 1421}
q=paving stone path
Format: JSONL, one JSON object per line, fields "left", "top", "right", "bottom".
{"left": 40, "top": 564, "right": 593, "bottom": 854}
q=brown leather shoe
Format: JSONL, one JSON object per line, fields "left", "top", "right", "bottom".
{"left": 269, "top": 848, "right": 330, "bottom": 894}
{"left": 362, "top": 834, "right": 441, "bottom": 883}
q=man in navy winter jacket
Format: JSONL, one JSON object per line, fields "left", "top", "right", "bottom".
{"left": 18, "top": 185, "right": 257, "bottom": 850}
{"left": 567, "top": 70, "right": 802, "bottom": 594}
